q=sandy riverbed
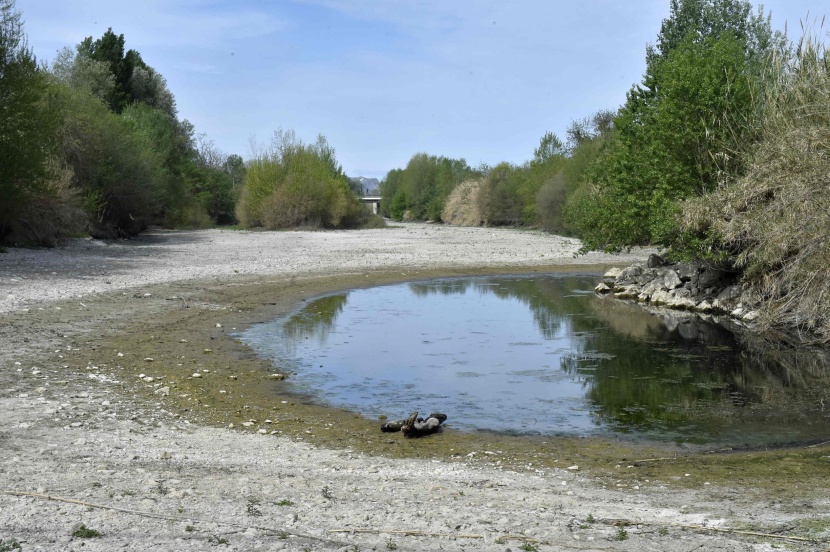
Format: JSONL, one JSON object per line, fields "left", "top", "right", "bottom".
{"left": 0, "top": 224, "right": 827, "bottom": 551}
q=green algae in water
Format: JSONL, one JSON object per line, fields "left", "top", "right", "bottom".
{"left": 242, "top": 275, "right": 830, "bottom": 447}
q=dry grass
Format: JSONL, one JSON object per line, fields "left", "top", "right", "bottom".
{"left": 683, "top": 30, "right": 830, "bottom": 342}
{"left": 441, "top": 179, "right": 483, "bottom": 226}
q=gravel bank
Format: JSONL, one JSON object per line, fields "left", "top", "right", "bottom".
{"left": 1, "top": 225, "right": 628, "bottom": 314}
{"left": 0, "top": 225, "right": 825, "bottom": 551}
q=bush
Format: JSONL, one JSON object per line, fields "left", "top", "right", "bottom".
{"left": 441, "top": 179, "right": 483, "bottom": 226}
{"left": 478, "top": 162, "right": 528, "bottom": 226}
{"left": 49, "top": 83, "right": 158, "bottom": 237}
{"left": 237, "top": 130, "right": 362, "bottom": 229}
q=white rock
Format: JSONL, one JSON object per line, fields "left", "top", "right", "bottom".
{"left": 594, "top": 282, "right": 611, "bottom": 294}
{"left": 603, "top": 267, "right": 623, "bottom": 280}
{"left": 191, "top": 373, "right": 202, "bottom": 378}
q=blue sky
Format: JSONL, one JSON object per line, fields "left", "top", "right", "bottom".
{"left": 16, "top": 0, "right": 822, "bottom": 179}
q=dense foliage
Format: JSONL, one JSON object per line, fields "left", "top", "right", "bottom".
{"left": 380, "top": 154, "right": 477, "bottom": 221}
{"left": 0, "top": 0, "right": 58, "bottom": 242}
{"left": 237, "top": 130, "right": 376, "bottom": 230}
{"left": 1, "top": 3, "right": 242, "bottom": 244}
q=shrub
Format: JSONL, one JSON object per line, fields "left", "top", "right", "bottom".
{"left": 237, "top": 130, "right": 362, "bottom": 229}
{"left": 441, "top": 179, "right": 483, "bottom": 226}
{"left": 478, "top": 162, "right": 528, "bottom": 226}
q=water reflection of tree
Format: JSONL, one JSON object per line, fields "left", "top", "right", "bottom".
{"left": 282, "top": 294, "right": 349, "bottom": 346}
{"left": 409, "top": 277, "right": 591, "bottom": 339}
{"left": 565, "top": 295, "right": 830, "bottom": 442}
{"left": 428, "top": 276, "right": 830, "bottom": 441}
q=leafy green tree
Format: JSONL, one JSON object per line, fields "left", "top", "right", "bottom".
{"left": 78, "top": 28, "right": 175, "bottom": 117}
{"left": 48, "top": 81, "right": 159, "bottom": 237}
{"left": 533, "top": 131, "right": 565, "bottom": 164}
{"left": 478, "top": 162, "right": 529, "bottom": 225}
{"left": 237, "top": 130, "right": 366, "bottom": 229}
{"left": 379, "top": 154, "right": 475, "bottom": 221}
{"left": 0, "top": 0, "right": 58, "bottom": 240}
{"left": 51, "top": 46, "right": 114, "bottom": 103}
{"left": 574, "top": 0, "right": 781, "bottom": 250}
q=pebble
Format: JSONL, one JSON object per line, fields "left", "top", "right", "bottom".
{"left": 192, "top": 373, "right": 202, "bottom": 378}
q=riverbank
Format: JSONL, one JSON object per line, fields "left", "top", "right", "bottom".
{"left": 1, "top": 224, "right": 827, "bottom": 551}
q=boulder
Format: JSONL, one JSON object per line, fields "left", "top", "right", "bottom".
{"left": 603, "top": 267, "right": 623, "bottom": 281}
{"left": 647, "top": 253, "right": 667, "bottom": 268}
{"left": 676, "top": 262, "right": 701, "bottom": 283}
{"left": 663, "top": 270, "right": 683, "bottom": 290}
{"left": 651, "top": 289, "right": 672, "bottom": 306}
{"left": 617, "top": 265, "right": 643, "bottom": 286}
{"left": 667, "top": 295, "right": 697, "bottom": 310}
{"left": 698, "top": 267, "right": 727, "bottom": 289}
{"left": 641, "top": 279, "right": 665, "bottom": 297}
{"left": 594, "top": 282, "right": 612, "bottom": 294}
{"left": 637, "top": 268, "right": 660, "bottom": 285}
{"left": 615, "top": 285, "right": 640, "bottom": 299}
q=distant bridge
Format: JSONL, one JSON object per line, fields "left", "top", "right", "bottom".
{"left": 360, "top": 196, "right": 381, "bottom": 215}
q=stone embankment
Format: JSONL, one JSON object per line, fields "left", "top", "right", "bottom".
{"left": 595, "top": 253, "right": 759, "bottom": 323}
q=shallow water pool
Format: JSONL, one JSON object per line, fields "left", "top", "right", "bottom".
{"left": 241, "top": 275, "right": 830, "bottom": 446}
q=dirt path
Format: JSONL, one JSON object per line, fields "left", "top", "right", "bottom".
{"left": 0, "top": 224, "right": 827, "bottom": 551}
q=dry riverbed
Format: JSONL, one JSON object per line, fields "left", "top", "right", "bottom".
{"left": 1, "top": 224, "right": 828, "bottom": 552}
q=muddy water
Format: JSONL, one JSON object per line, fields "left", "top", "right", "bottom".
{"left": 241, "top": 275, "right": 830, "bottom": 447}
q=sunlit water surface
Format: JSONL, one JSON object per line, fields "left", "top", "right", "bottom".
{"left": 241, "top": 275, "right": 830, "bottom": 446}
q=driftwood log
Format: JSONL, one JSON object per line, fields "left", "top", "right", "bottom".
{"left": 381, "top": 411, "right": 447, "bottom": 437}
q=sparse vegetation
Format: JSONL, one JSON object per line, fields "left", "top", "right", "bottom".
{"left": 246, "top": 498, "right": 262, "bottom": 516}
{"left": 71, "top": 524, "right": 101, "bottom": 538}
{"left": 276, "top": 499, "right": 294, "bottom": 506}
{"left": 615, "top": 527, "right": 629, "bottom": 541}
{"left": 0, "top": 538, "right": 21, "bottom": 552}
{"left": 519, "top": 541, "right": 539, "bottom": 551}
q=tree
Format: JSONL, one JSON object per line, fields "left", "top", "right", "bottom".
{"left": 575, "top": 0, "right": 781, "bottom": 250}
{"left": 51, "top": 46, "right": 114, "bottom": 103}
{"left": 78, "top": 28, "right": 176, "bottom": 116}
{"left": 532, "top": 132, "right": 565, "bottom": 165}
{"left": 0, "top": 0, "right": 56, "bottom": 239}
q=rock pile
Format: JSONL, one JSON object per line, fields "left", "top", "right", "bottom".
{"left": 596, "top": 254, "right": 759, "bottom": 323}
